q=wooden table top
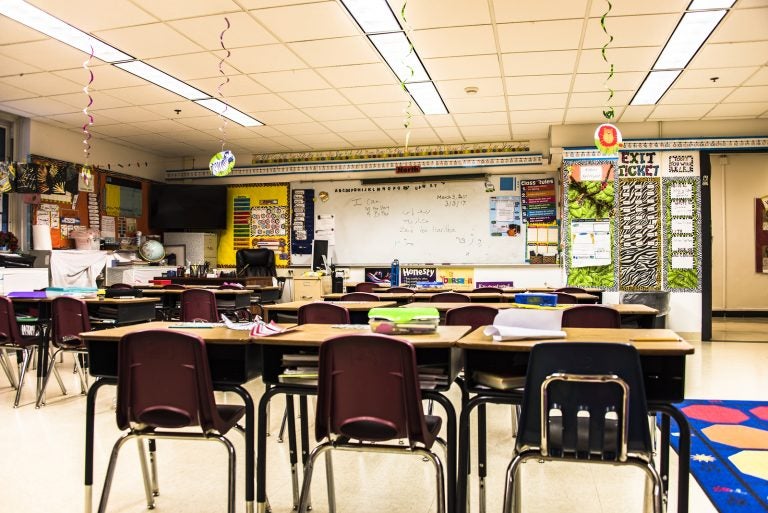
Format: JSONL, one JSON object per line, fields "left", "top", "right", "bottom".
{"left": 7, "top": 295, "right": 160, "bottom": 305}
{"left": 457, "top": 326, "right": 694, "bottom": 355}
{"left": 80, "top": 320, "right": 295, "bottom": 345}
{"left": 263, "top": 300, "right": 397, "bottom": 312}
{"left": 402, "top": 302, "right": 658, "bottom": 315}
{"left": 254, "top": 323, "right": 471, "bottom": 348}
{"left": 502, "top": 292, "right": 599, "bottom": 302}
{"left": 322, "top": 292, "right": 414, "bottom": 301}
{"left": 413, "top": 292, "right": 503, "bottom": 300}
{"left": 139, "top": 288, "right": 252, "bottom": 296}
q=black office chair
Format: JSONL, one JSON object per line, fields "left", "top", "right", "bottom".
{"left": 235, "top": 248, "right": 276, "bottom": 277}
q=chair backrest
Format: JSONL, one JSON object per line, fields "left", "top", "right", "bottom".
{"left": 472, "top": 287, "right": 503, "bottom": 293}
{"left": 180, "top": 289, "right": 219, "bottom": 322}
{"left": 354, "top": 282, "right": 376, "bottom": 292}
{"left": 554, "top": 292, "right": 578, "bottom": 304}
{"left": 298, "top": 302, "right": 350, "bottom": 325}
{"left": 620, "top": 291, "right": 670, "bottom": 316}
{"left": 315, "top": 334, "right": 436, "bottom": 448}
{"left": 517, "top": 342, "right": 652, "bottom": 458}
{"left": 109, "top": 283, "right": 134, "bottom": 289}
{"left": 0, "top": 296, "right": 24, "bottom": 344}
{"left": 386, "top": 287, "right": 415, "bottom": 293}
{"left": 236, "top": 248, "right": 276, "bottom": 277}
{"left": 339, "top": 292, "right": 379, "bottom": 302}
{"left": 51, "top": 296, "right": 91, "bottom": 349}
{"left": 162, "top": 284, "right": 186, "bottom": 290}
{"left": 105, "top": 288, "right": 144, "bottom": 298}
{"left": 445, "top": 305, "right": 498, "bottom": 330}
{"left": 116, "top": 329, "right": 222, "bottom": 432}
{"left": 561, "top": 305, "right": 621, "bottom": 328}
{"left": 430, "top": 292, "right": 471, "bottom": 303}
{"left": 555, "top": 287, "right": 587, "bottom": 294}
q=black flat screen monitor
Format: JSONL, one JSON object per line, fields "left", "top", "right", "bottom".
{"left": 312, "top": 239, "right": 329, "bottom": 271}
{"left": 149, "top": 184, "right": 227, "bottom": 231}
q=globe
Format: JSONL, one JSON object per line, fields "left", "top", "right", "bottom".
{"left": 138, "top": 239, "right": 165, "bottom": 262}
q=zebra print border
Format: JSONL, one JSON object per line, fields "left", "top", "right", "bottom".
{"left": 617, "top": 177, "right": 662, "bottom": 291}
{"left": 664, "top": 177, "right": 702, "bottom": 292}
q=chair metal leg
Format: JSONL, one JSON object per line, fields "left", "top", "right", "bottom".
{"left": 98, "top": 433, "right": 134, "bottom": 513}
{"left": 136, "top": 439, "right": 156, "bottom": 509}
{"left": 501, "top": 454, "right": 525, "bottom": 513}
{"left": 297, "top": 443, "right": 332, "bottom": 513}
{"left": 277, "top": 403, "right": 288, "bottom": 443}
{"left": 13, "top": 348, "right": 32, "bottom": 408}
{"left": 642, "top": 461, "right": 664, "bottom": 513}
{"left": 0, "top": 348, "right": 17, "bottom": 388}
{"left": 211, "top": 435, "right": 238, "bottom": 513}
{"left": 74, "top": 354, "right": 89, "bottom": 394}
{"left": 148, "top": 439, "right": 159, "bottom": 497}
{"left": 324, "top": 451, "right": 336, "bottom": 513}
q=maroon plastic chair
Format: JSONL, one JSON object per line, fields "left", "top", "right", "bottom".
{"left": 297, "top": 334, "right": 446, "bottom": 513}
{"left": 386, "top": 286, "right": 415, "bottom": 293}
{"left": 555, "top": 287, "right": 588, "bottom": 294}
{"left": 445, "top": 305, "right": 498, "bottom": 331}
{"left": 354, "top": 282, "right": 376, "bottom": 293}
{"left": 430, "top": 292, "right": 471, "bottom": 303}
{"left": 36, "top": 297, "right": 92, "bottom": 408}
{"left": 298, "top": 303, "right": 350, "bottom": 325}
{"left": 180, "top": 289, "right": 219, "bottom": 322}
{"left": 339, "top": 292, "right": 379, "bottom": 302}
{"left": 561, "top": 304, "right": 621, "bottom": 328}
{"left": 471, "top": 287, "right": 503, "bottom": 293}
{"left": 554, "top": 292, "right": 579, "bottom": 304}
{"left": 108, "top": 283, "right": 134, "bottom": 289}
{"left": 97, "top": 329, "right": 245, "bottom": 513}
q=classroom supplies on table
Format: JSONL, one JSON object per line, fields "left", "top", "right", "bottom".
{"left": 368, "top": 307, "right": 439, "bottom": 334}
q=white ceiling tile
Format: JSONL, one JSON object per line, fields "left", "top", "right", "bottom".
{"left": 453, "top": 112, "right": 508, "bottom": 126}
{"left": 432, "top": 126, "right": 463, "bottom": 141}
{"left": 572, "top": 72, "right": 646, "bottom": 92}
{"left": 54, "top": 65, "right": 146, "bottom": 90}
{"left": 0, "top": 53, "right": 41, "bottom": 75}
{"left": 388, "top": 0, "right": 491, "bottom": 28}
{"left": 502, "top": 51, "right": 577, "bottom": 77}
{"left": 710, "top": 7, "right": 768, "bottom": 43}
{"left": 175, "top": 115, "right": 230, "bottom": 131}
{"left": 424, "top": 55, "right": 501, "bottom": 80}
{"left": 661, "top": 87, "right": 735, "bottom": 104}
{"left": 582, "top": 14, "right": 679, "bottom": 49}
{"left": 676, "top": 67, "right": 757, "bottom": 88}
{"left": 0, "top": 39, "right": 95, "bottom": 70}
{"left": 317, "top": 64, "right": 395, "bottom": 88}
{"left": 619, "top": 105, "right": 655, "bottom": 122}
{"left": 410, "top": 26, "right": 497, "bottom": 59}
{"left": 436, "top": 78, "right": 504, "bottom": 98}
{"left": 226, "top": 44, "right": 306, "bottom": 73}
{"left": 511, "top": 123, "right": 550, "bottom": 138}
{"left": 735, "top": 0, "right": 768, "bottom": 8}
{"left": 578, "top": 47, "right": 662, "bottom": 73}
{"left": 251, "top": 69, "right": 330, "bottom": 92}
{"left": 0, "top": 82, "right": 36, "bottom": 102}
{"left": 249, "top": 125, "right": 287, "bottom": 137}
{"left": 426, "top": 114, "right": 457, "bottom": 128}
{"left": 129, "top": 119, "right": 190, "bottom": 133}
{"left": 497, "top": 19, "right": 584, "bottom": 52}
{"left": 648, "top": 104, "right": 715, "bottom": 120}
{"left": 384, "top": 127, "right": 440, "bottom": 144}
{"left": 296, "top": 133, "right": 349, "bottom": 149}
{"left": 303, "top": 105, "right": 366, "bottom": 121}
{"left": 0, "top": 72, "right": 81, "bottom": 96}
{"left": 201, "top": 125, "right": 261, "bottom": 138}
{"left": 228, "top": 93, "right": 293, "bottom": 111}
{"left": 104, "top": 85, "right": 183, "bottom": 105}
{"left": 274, "top": 122, "right": 330, "bottom": 136}
{"left": 129, "top": 0, "right": 241, "bottom": 20}
{"left": 507, "top": 93, "right": 568, "bottom": 110}
{"left": 494, "top": 0, "right": 588, "bottom": 22}
{"left": 2, "top": 97, "right": 76, "bottom": 116}
{"left": 690, "top": 42, "right": 768, "bottom": 69}
{"left": 357, "top": 102, "right": 407, "bottom": 117}
{"left": 0, "top": 16, "right": 46, "bottom": 44}
{"left": 89, "top": 123, "right": 152, "bottom": 137}
{"left": 91, "top": 106, "right": 167, "bottom": 123}
{"left": 141, "top": 101, "right": 214, "bottom": 119}
{"left": 744, "top": 67, "right": 768, "bottom": 86}
{"left": 188, "top": 75, "right": 269, "bottom": 97}
{"left": 323, "top": 118, "right": 379, "bottom": 132}
{"left": 728, "top": 85, "right": 768, "bottom": 104}
{"left": 145, "top": 53, "right": 238, "bottom": 81}
{"left": 45, "top": 111, "right": 120, "bottom": 128}
{"left": 168, "top": 12, "right": 277, "bottom": 50}
{"left": 588, "top": 0, "right": 688, "bottom": 16}
{"left": 564, "top": 108, "right": 610, "bottom": 124}
{"left": 505, "top": 75, "right": 572, "bottom": 94}
{"left": 706, "top": 102, "right": 768, "bottom": 117}
{"left": 255, "top": 109, "right": 314, "bottom": 124}
{"left": 94, "top": 24, "right": 203, "bottom": 59}
{"left": 50, "top": 91, "right": 130, "bottom": 110}
{"left": 338, "top": 129, "right": 391, "bottom": 143}
{"left": 280, "top": 89, "right": 350, "bottom": 108}
{"left": 445, "top": 96, "right": 507, "bottom": 113}
{"left": 289, "top": 37, "right": 378, "bottom": 67}
{"left": 265, "top": 135, "right": 310, "bottom": 149}
{"left": 251, "top": 2, "right": 359, "bottom": 41}
{"left": 569, "top": 90, "right": 633, "bottom": 108}
{"left": 27, "top": 0, "right": 158, "bottom": 31}
{"left": 510, "top": 109, "right": 564, "bottom": 124}
{"left": 459, "top": 124, "right": 510, "bottom": 140}
{"left": 339, "top": 85, "right": 409, "bottom": 104}
{"left": 372, "top": 116, "right": 430, "bottom": 130}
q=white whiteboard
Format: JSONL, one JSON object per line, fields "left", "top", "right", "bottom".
{"left": 309, "top": 177, "right": 539, "bottom": 265}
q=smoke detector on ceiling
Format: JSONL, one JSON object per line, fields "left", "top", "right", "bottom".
{"left": 464, "top": 86, "right": 479, "bottom": 95}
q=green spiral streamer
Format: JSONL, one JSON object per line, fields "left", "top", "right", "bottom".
{"left": 600, "top": 0, "right": 615, "bottom": 120}
{"left": 400, "top": 0, "right": 414, "bottom": 152}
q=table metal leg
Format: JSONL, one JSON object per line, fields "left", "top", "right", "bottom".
{"left": 424, "top": 390, "right": 457, "bottom": 513}
{"left": 477, "top": 404, "right": 487, "bottom": 513}
{"left": 84, "top": 378, "right": 115, "bottom": 513}
{"left": 652, "top": 404, "right": 690, "bottom": 513}
{"left": 221, "top": 384, "right": 255, "bottom": 513}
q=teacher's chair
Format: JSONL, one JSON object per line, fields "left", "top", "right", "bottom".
{"left": 297, "top": 334, "right": 446, "bottom": 513}
{"left": 97, "top": 329, "right": 245, "bottom": 513}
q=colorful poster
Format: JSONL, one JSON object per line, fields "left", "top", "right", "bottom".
{"left": 489, "top": 195, "right": 521, "bottom": 236}
{"left": 570, "top": 219, "right": 611, "bottom": 268}
{"left": 400, "top": 266, "right": 437, "bottom": 286}
{"left": 617, "top": 178, "right": 661, "bottom": 290}
{"left": 520, "top": 178, "right": 557, "bottom": 224}
{"left": 436, "top": 267, "right": 474, "bottom": 286}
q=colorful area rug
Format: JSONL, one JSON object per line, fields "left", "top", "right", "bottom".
{"left": 668, "top": 399, "right": 768, "bottom": 512}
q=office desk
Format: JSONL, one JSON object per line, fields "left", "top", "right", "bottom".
{"left": 255, "top": 323, "right": 471, "bottom": 513}
{"left": 321, "top": 292, "right": 414, "bottom": 304}
{"left": 80, "top": 321, "right": 279, "bottom": 513}
{"left": 8, "top": 296, "right": 158, "bottom": 402}
{"left": 456, "top": 327, "right": 695, "bottom": 513}
{"left": 262, "top": 300, "right": 397, "bottom": 323}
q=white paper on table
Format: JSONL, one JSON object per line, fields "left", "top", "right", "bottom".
{"left": 671, "top": 256, "right": 694, "bottom": 269}
{"left": 491, "top": 307, "right": 564, "bottom": 331}
{"left": 671, "top": 218, "right": 693, "bottom": 233}
{"left": 672, "top": 236, "right": 694, "bottom": 250}
{"left": 671, "top": 202, "right": 693, "bottom": 216}
{"left": 483, "top": 325, "right": 567, "bottom": 342}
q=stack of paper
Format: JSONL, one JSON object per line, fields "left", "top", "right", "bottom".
{"left": 484, "top": 307, "right": 566, "bottom": 341}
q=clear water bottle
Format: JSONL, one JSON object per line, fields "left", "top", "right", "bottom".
{"left": 390, "top": 258, "right": 400, "bottom": 286}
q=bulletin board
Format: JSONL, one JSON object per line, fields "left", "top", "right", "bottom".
{"left": 218, "top": 183, "right": 290, "bottom": 267}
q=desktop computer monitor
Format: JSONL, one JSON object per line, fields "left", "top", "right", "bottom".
{"left": 311, "top": 239, "right": 329, "bottom": 271}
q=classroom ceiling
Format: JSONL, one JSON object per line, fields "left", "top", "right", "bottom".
{"left": 0, "top": 0, "right": 766, "bottom": 159}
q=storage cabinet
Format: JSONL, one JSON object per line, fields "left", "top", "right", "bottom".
{"left": 163, "top": 232, "right": 217, "bottom": 267}
{"left": 292, "top": 276, "right": 331, "bottom": 301}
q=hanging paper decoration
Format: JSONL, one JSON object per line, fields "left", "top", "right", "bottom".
{"left": 599, "top": 0, "right": 615, "bottom": 121}
{"left": 210, "top": 17, "right": 235, "bottom": 177}
{"left": 82, "top": 46, "right": 94, "bottom": 165}
{"left": 399, "top": 0, "right": 414, "bottom": 153}
{"left": 594, "top": 123, "right": 622, "bottom": 155}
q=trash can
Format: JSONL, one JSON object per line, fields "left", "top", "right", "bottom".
{"left": 619, "top": 291, "right": 670, "bottom": 328}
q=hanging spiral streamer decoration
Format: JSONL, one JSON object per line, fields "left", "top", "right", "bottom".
{"left": 400, "top": 0, "right": 414, "bottom": 153}
{"left": 81, "top": 46, "right": 94, "bottom": 181}
{"left": 594, "top": 0, "right": 622, "bottom": 155}
{"left": 600, "top": 0, "right": 615, "bottom": 121}
{"left": 209, "top": 17, "right": 236, "bottom": 177}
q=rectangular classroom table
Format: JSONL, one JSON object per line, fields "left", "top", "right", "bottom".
{"left": 138, "top": 288, "right": 252, "bottom": 318}
{"left": 255, "top": 323, "right": 471, "bottom": 513}
{"left": 321, "top": 291, "right": 415, "bottom": 304}
{"left": 262, "top": 300, "right": 397, "bottom": 323}
{"left": 456, "top": 327, "right": 695, "bottom": 513}
{"left": 80, "top": 321, "right": 284, "bottom": 513}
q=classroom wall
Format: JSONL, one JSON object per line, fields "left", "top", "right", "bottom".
{"left": 711, "top": 152, "right": 768, "bottom": 311}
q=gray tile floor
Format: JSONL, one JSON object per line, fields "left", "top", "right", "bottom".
{"left": 0, "top": 318, "right": 765, "bottom": 513}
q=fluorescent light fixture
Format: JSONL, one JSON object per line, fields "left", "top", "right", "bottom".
{"left": 369, "top": 32, "right": 430, "bottom": 83}
{"left": 195, "top": 98, "right": 263, "bottom": 127}
{"left": 688, "top": 0, "right": 736, "bottom": 10}
{"left": 115, "top": 61, "right": 210, "bottom": 101}
{"left": 406, "top": 82, "right": 448, "bottom": 115}
{"left": 630, "top": 70, "right": 681, "bottom": 105}
{"left": 339, "top": 0, "right": 401, "bottom": 33}
{"left": 653, "top": 11, "right": 726, "bottom": 69}
{"left": 0, "top": 0, "right": 132, "bottom": 63}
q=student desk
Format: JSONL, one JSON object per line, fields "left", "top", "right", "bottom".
{"left": 321, "top": 292, "right": 415, "bottom": 304}
{"left": 8, "top": 295, "right": 159, "bottom": 403}
{"left": 255, "top": 323, "right": 471, "bottom": 513}
{"left": 502, "top": 292, "right": 599, "bottom": 304}
{"left": 139, "top": 288, "right": 252, "bottom": 317}
{"left": 80, "top": 321, "right": 281, "bottom": 513}
{"left": 413, "top": 292, "right": 504, "bottom": 302}
{"left": 262, "top": 300, "right": 397, "bottom": 323}
{"left": 456, "top": 327, "right": 695, "bottom": 513}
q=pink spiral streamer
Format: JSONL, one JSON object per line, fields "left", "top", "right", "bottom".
{"left": 218, "top": 17, "right": 231, "bottom": 152}
{"left": 82, "top": 46, "right": 94, "bottom": 163}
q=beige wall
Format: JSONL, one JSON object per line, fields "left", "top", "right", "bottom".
{"left": 711, "top": 152, "right": 768, "bottom": 311}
